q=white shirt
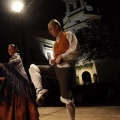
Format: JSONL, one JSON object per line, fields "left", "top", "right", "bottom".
{"left": 49, "top": 31, "right": 80, "bottom": 68}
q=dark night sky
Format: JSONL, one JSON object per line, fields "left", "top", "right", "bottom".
{"left": 0, "top": 0, "right": 120, "bottom": 31}
{"left": 0, "top": 0, "right": 66, "bottom": 30}
{"left": 29, "top": 0, "right": 66, "bottom": 29}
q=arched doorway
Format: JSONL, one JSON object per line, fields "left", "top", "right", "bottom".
{"left": 82, "top": 71, "right": 92, "bottom": 85}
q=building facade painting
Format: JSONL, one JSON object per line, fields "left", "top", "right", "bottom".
{"left": 61, "top": 0, "right": 120, "bottom": 85}
{"left": 76, "top": 59, "right": 120, "bottom": 85}
{"left": 76, "top": 59, "right": 98, "bottom": 85}
{"left": 62, "top": 0, "right": 100, "bottom": 33}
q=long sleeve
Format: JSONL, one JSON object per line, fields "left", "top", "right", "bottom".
{"left": 8, "top": 53, "right": 21, "bottom": 70}
{"left": 61, "top": 31, "right": 80, "bottom": 60}
{"left": 8, "top": 53, "right": 28, "bottom": 80}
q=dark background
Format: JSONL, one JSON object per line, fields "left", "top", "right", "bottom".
{"left": 1, "top": 0, "right": 120, "bottom": 30}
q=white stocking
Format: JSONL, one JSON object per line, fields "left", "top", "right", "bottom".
{"left": 66, "top": 103, "right": 75, "bottom": 120}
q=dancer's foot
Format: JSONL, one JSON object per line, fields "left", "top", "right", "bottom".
{"left": 36, "top": 89, "right": 48, "bottom": 106}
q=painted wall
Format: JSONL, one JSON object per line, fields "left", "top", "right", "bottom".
{"left": 76, "top": 60, "right": 97, "bottom": 85}
{"left": 76, "top": 59, "right": 120, "bottom": 84}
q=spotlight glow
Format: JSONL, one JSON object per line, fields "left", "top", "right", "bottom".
{"left": 11, "top": 1, "right": 24, "bottom": 13}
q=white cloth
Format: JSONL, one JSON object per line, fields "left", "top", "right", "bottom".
{"left": 29, "top": 64, "right": 43, "bottom": 90}
{"left": 60, "top": 96, "right": 74, "bottom": 104}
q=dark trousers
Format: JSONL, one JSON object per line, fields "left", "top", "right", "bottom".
{"left": 37, "top": 65, "right": 74, "bottom": 99}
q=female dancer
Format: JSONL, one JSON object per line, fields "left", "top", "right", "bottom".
{"left": 0, "top": 44, "right": 39, "bottom": 120}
